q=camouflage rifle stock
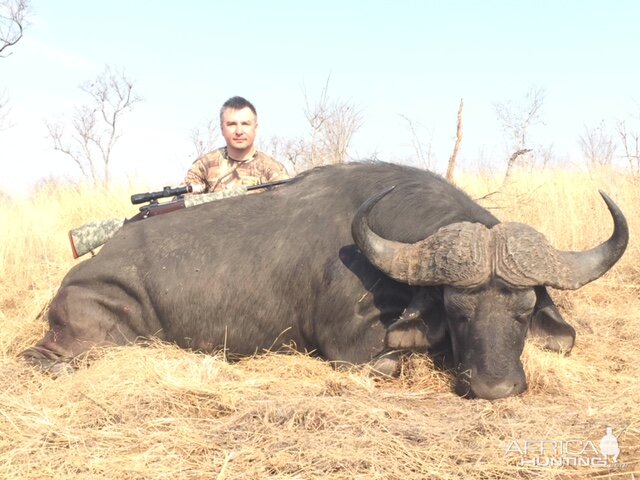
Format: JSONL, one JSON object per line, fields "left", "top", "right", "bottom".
{"left": 68, "top": 179, "right": 290, "bottom": 259}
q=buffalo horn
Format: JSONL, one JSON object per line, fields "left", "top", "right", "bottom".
{"left": 352, "top": 188, "right": 628, "bottom": 290}
{"left": 494, "top": 191, "right": 628, "bottom": 290}
{"left": 351, "top": 187, "right": 492, "bottom": 287}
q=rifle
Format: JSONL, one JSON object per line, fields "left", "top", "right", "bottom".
{"left": 68, "top": 179, "right": 290, "bottom": 259}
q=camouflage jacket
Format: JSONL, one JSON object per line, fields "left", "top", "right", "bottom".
{"left": 184, "top": 147, "right": 289, "bottom": 193}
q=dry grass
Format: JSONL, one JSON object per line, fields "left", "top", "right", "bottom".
{"left": 1, "top": 170, "right": 639, "bottom": 479}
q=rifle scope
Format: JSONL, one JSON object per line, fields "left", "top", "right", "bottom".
{"left": 130, "top": 185, "right": 193, "bottom": 205}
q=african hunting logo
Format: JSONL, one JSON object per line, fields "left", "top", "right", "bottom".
{"left": 505, "top": 426, "right": 624, "bottom": 468}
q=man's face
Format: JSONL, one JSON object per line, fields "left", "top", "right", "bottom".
{"left": 221, "top": 106, "right": 258, "bottom": 153}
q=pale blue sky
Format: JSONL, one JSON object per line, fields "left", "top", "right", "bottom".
{"left": 1, "top": 1, "right": 639, "bottom": 195}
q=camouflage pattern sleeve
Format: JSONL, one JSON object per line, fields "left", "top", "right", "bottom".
{"left": 184, "top": 157, "right": 209, "bottom": 188}
{"left": 256, "top": 152, "right": 290, "bottom": 182}
{"left": 268, "top": 158, "right": 290, "bottom": 181}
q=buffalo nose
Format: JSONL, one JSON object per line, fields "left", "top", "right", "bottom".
{"left": 457, "top": 374, "right": 527, "bottom": 400}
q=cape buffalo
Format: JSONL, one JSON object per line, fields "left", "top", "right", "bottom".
{"left": 21, "top": 162, "right": 628, "bottom": 399}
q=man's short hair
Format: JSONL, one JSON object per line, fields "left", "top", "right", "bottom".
{"left": 219, "top": 96, "right": 257, "bottom": 122}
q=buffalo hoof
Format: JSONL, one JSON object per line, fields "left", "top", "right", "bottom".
{"left": 20, "top": 350, "right": 75, "bottom": 377}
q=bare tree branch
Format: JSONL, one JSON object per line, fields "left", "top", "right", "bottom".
{"left": 579, "top": 121, "right": 616, "bottom": 169}
{"left": 494, "top": 86, "right": 545, "bottom": 151}
{"left": 495, "top": 86, "right": 545, "bottom": 181}
{"left": 46, "top": 66, "right": 142, "bottom": 187}
{"left": 46, "top": 120, "right": 90, "bottom": 180}
{"left": 0, "top": 0, "right": 29, "bottom": 57}
{"left": 190, "top": 119, "right": 219, "bottom": 160}
{"left": 399, "top": 114, "right": 434, "bottom": 169}
{"left": 616, "top": 119, "right": 640, "bottom": 174}
{"left": 292, "top": 77, "right": 362, "bottom": 171}
{"left": 0, "top": 0, "right": 30, "bottom": 129}
{"left": 265, "top": 136, "right": 306, "bottom": 174}
{"left": 303, "top": 77, "right": 330, "bottom": 168}
{"left": 320, "top": 99, "right": 362, "bottom": 164}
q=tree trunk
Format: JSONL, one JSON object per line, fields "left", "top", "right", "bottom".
{"left": 446, "top": 99, "right": 464, "bottom": 183}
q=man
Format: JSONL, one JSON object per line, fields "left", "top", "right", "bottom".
{"left": 184, "top": 96, "right": 289, "bottom": 193}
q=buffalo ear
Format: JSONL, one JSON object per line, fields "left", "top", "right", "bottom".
{"left": 529, "top": 287, "right": 576, "bottom": 353}
{"left": 386, "top": 319, "right": 430, "bottom": 350}
{"left": 385, "top": 288, "right": 447, "bottom": 351}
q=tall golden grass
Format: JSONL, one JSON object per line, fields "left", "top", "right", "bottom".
{"left": 1, "top": 169, "right": 638, "bottom": 479}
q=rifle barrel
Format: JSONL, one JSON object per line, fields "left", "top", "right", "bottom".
{"left": 246, "top": 179, "right": 290, "bottom": 191}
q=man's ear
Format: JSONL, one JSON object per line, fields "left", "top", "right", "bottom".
{"left": 529, "top": 287, "right": 576, "bottom": 354}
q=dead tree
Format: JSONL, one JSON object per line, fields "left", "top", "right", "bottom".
{"left": 494, "top": 86, "right": 545, "bottom": 181}
{"left": 579, "top": 121, "right": 616, "bottom": 168}
{"left": 190, "top": 119, "right": 219, "bottom": 160}
{"left": 446, "top": 99, "right": 464, "bottom": 183}
{"left": 303, "top": 77, "right": 362, "bottom": 168}
{"left": 616, "top": 119, "right": 640, "bottom": 174}
{"left": 46, "top": 66, "right": 141, "bottom": 187}
{"left": 267, "top": 77, "right": 361, "bottom": 173}
{"left": 263, "top": 78, "right": 362, "bottom": 174}
{"left": 265, "top": 136, "right": 307, "bottom": 174}
{"left": 503, "top": 149, "right": 532, "bottom": 184}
